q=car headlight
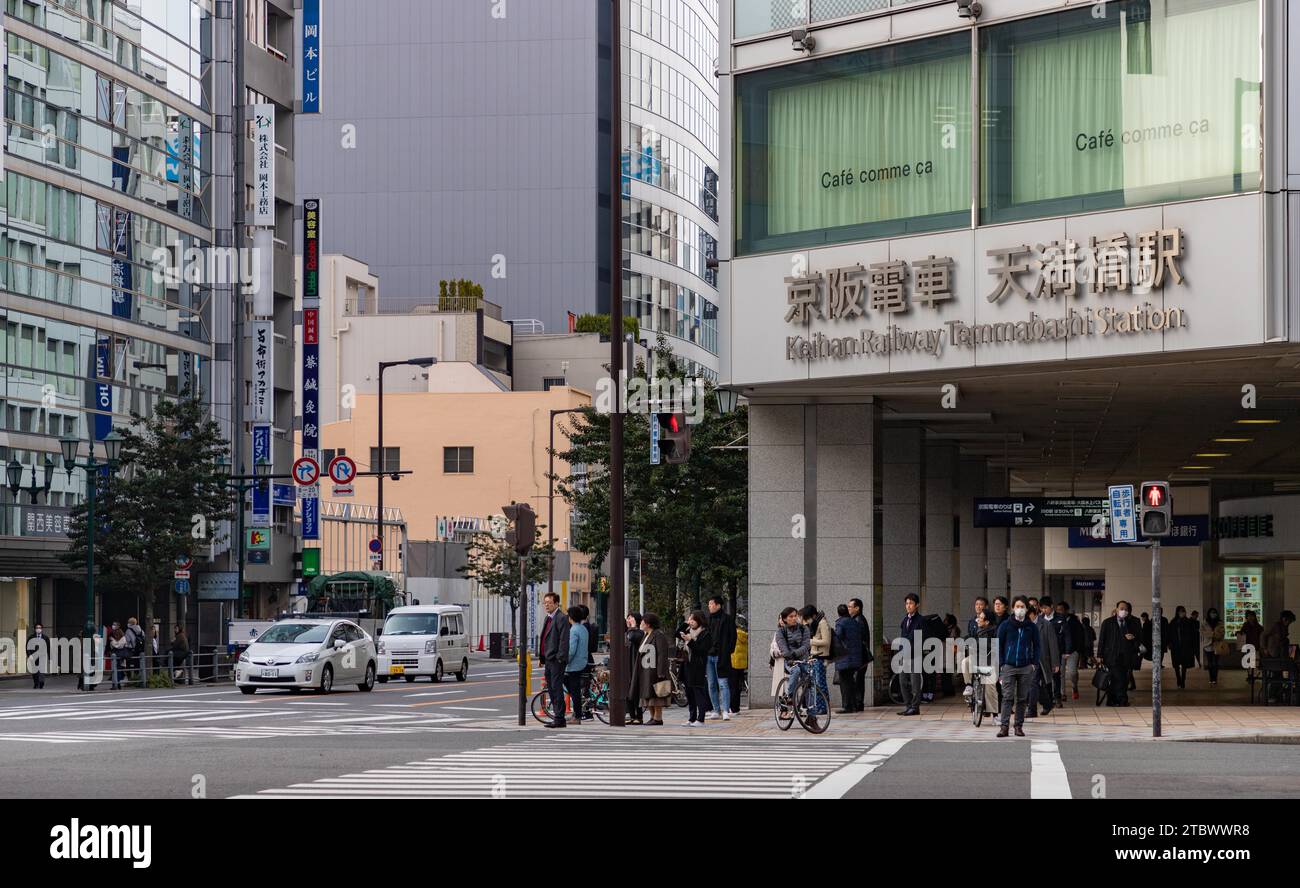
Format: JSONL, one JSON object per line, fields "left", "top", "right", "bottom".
{"left": 296, "top": 651, "right": 320, "bottom": 663}
{"left": 424, "top": 639, "right": 436, "bottom": 654}
{"left": 377, "top": 640, "right": 385, "bottom": 654}
{"left": 238, "top": 651, "right": 249, "bottom": 663}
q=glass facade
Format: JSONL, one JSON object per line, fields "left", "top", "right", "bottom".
{"left": 735, "top": 0, "right": 928, "bottom": 39}
{"left": 734, "top": 0, "right": 1262, "bottom": 255}
{"left": 0, "top": 0, "right": 214, "bottom": 539}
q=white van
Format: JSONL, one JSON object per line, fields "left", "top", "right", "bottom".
{"left": 376, "top": 604, "right": 469, "bottom": 683}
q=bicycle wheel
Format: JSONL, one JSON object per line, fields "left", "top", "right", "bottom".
{"left": 590, "top": 682, "right": 610, "bottom": 725}
{"left": 973, "top": 694, "right": 984, "bottom": 727}
{"left": 795, "top": 681, "right": 831, "bottom": 734}
{"left": 888, "top": 673, "right": 904, "bottom": 705}
{"left": 773, "top": 678, "right": 794, "bottom": 730}
{"left": 530, "top": 690, "right": 554, "bottom": 726}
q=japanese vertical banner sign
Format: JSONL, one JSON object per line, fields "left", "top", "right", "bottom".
{"left": 93, "top": 336, "right": 113, "bottom": 441}
{"left": 251, "top": 424, "right": 272, "bottom": 528}
{"left": 302, "top": 0, "right": 322, "bottom": 113}
{"left": 301, "top": 199, "right": 321, "bottom": 540}
{"left": 252, "top": 104, "right": 275, "bottom": 226}
{"left": 251, "top": 320, "right": 274, "bottom": 423}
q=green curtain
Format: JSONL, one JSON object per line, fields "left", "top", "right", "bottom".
{"left": 765, "top": 52, "right": 970, "bottom": 236}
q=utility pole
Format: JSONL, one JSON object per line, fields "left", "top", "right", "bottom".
{"left": 606, "top": 0, "right": 626, "bottom": 728}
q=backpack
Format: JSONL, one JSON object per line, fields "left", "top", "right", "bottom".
{"left": 128, "top": 626, "right": 145, "bottom": 656}
{"left": 827, "top": 623, "right": 846, "bottom": 660}
{"left": 921, "top": 614, "right": 946, "bottom": 642}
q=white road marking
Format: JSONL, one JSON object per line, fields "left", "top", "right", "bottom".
{"left": 800, "top": 737, "right": 911, "bottom": 799}
{"left": 439, "top": 706, "right": 500, "bottom": 712}
{"left": 1030, "top": 739, "right": 1072, "bottom": 799}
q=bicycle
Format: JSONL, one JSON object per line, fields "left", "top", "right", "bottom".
{"left": 773, "top": 659, "right": 831, "bottom": 734}
{"left": 965, "top": 664, "right": 996, "bottom": 726}
{"left": 530, "top": 670, "right": 610, "bottom": 726}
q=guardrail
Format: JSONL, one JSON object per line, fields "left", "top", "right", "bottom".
{"left": 96, "top": 649, "right": 239, "bottom": 690}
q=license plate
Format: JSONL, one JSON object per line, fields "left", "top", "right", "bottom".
{"left": 260, "top": 668, "right": 278, "bottom": 678}
{"left": 389, "top": 665, "right": 405, "bottom": 675}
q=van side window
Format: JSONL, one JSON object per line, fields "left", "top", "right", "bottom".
{"left": 440, "top": 621, "right": 450, "bottom": 636}
{"left": 450, "top": 615, "right": 462, "bottom": 635}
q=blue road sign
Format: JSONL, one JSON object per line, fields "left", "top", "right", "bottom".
{"left": 1108, "top": 484, "right": 1137, "bottom": 543}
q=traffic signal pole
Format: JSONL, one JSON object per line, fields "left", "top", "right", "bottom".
{"left": 607, "top": 0, "right": 626, "bottom": 728}
{"left": 518, "top": 554, "right": 527, "bottom": 726}
{"left": 1151, "top": 539, "right": 1162, "bottom": 738}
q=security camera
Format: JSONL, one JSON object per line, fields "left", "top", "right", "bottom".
{"left": 791, "top": 28, "right": 815, "bottom": 52}
{"left": 956, "top": 0, "right": 982, "bottom": 19}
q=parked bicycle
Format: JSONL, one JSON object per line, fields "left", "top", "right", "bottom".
{"left": 530, "top": 670, "right": 610, "bottom": 726}
{"left": 773, "top": 659, "right": 831, "bottom": 734}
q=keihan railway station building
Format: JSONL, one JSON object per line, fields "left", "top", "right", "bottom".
{"left": 713, "top": 0, "right": 1300, "bottom": 704}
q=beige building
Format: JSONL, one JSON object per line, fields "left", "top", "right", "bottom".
{"left": 320, "top": 384, "right": 593, "bottom": 604}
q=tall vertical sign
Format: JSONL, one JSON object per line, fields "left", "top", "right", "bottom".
{"left": 110, "top": 209, "right": 133, "bottom": 319}
{"left": 301, "top": 0, "right": 322, "bottom": 114}
{"left": 251, "top": 424, "right": 272, "bottom": 528}
{"left": 251, "top": 105, "right": 275, "bottom": 227}
{"left": 301, "top": 199, "right": 321, "bottom": 540}
{"left": 93, "top": 337, "right": 113, "bottom": 441}
{"left": 251, "top": 320, "right": 274, "bottom": 422}
{"left": 177, "top": 114, "right": 193, "bottom": 220}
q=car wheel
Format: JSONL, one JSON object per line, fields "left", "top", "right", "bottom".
{"left": 239, "top": 686, "right": 257, "bottom": 695}
{"left": 318, "top": 664, "right": 333, "bottom": 694}
{"left": 456, "top": 659, "right": 468, "bottom": 682}
{"left": 433, "top": 660, "right": 443, "bottom": 683}
{"left": 404, "top": 675, "right": 417, "bottom": 683}
{"left": 358, "top": 662, "right": 376, "bottom": 692}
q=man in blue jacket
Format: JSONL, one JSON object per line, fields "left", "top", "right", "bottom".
{"left": 996, "top": 595, "right": 1039, "bottom": 738}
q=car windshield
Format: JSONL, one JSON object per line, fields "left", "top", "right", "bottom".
{"left": 383, "top": 614, "right": 439, "bottom": 636}
{"left": 256, "top": 623, "right": 329, "bottom": 644}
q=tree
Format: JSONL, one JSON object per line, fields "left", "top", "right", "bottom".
{"left": 556, "top": 334, "right": 747, "bottom": 623}
{"left": 458, "top": 524, "right": 555, "bottom": 637}
{"left": 62, "top": 393, "right": 233, "bottom": 628}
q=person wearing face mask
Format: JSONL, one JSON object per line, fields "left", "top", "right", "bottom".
{"left": 1168, "top": 606, "right": 1199, "bottom": 690}
{"left": 28, "top": 623, "right": 47, "bottom": 689}
{"left": 1098, "top": 600, "right": 1142, "bottom": 706}
{"left": 995, "top": 596, "right": 1039, "bottom": 737}
{"left": 1201, "top": 608, "right": 1225, "bottom": 687}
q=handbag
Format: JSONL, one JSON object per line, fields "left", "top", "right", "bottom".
{"left": 1091, "top": 664, "right": 1111, "bottom": 690}
{"left": 653, "top": 678, "right": 673, "bottom": 698}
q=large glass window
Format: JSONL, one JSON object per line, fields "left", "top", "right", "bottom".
{"left": 735, "top": 30, "right": 970, "bottom": 254}
{"left": 980, "top": 0, "right": 1260, "bottom": 223}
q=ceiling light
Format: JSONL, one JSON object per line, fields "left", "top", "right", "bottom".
{"left": 1236, "top": 419, "right": 1281, "bottom": 425}
{"left": 1214, "top": 437, "right": 1251, "bottom": 443}
{"left": 1194, "top": 452, "right": 1230, "bottom": 458}
{"left": 1180, "top": 465, "right": 1212, "bottom": 470}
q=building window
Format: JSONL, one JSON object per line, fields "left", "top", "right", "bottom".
{"left": 979, "top": 0, "right": 1260, "bottom": 224}
{"left": 369, "top": 447, "right": 399, "bottom": 473}
{"left": 542, "top": 377, "right": 567, "bottom": 391}
{"left": 443, "top": 447, "right": 474, "bottom": 474}
{"left": 735, "top": 30, "right": 971, "bottom": 255}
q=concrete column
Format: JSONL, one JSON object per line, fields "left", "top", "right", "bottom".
{"left": 746, "top": 405, "right": 806, "bottom": 707}
{"left": 1009, "top": 526, "right": 1046, "bottom": 600}
{"left": 985, "top": 469, "right": 1009, "bottom": 603}
{"left": 958, "top": 459, "right": 987, "bottom": 619}
{"left": 816, "top": 403, "right": 876, "bottom": 707}
{"left": 882, "top": 426, "right": 923, "bottom": 635}
{"left": 925, "top": 444, "right": 958, "bottom": 617}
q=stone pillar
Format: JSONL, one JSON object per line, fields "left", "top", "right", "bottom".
{"left": 746, "top": 404, "right": 807, "bottom": 707}
{"left": 925, "top": 444, "right": 958, "bottom": 616}
{"left": 958, "top": 459, "right": 987, "bottom": 620}
{"left": 985, "top": 469, "right": 1009, "bottom": 604}
{"left": 881, "top": 426, "right": 923, "bottom": 636}
{"left": 816, "top": 403, "right": 876, "bottom": 707}
{"left": 1010, "top": 526, "right": 1046, "bottom": 600}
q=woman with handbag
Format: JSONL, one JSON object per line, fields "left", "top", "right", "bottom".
{"left": 632, "top": 613, "right": 673, "bottom": 726}
{"left": 1202, "top": 608, "right": 1225, "bottom": 687}
{"left": 680, "top": 610, "right": 712, "bottom": 726}
{"left": 624, "top": 612, "right": 644, "bottom": 724}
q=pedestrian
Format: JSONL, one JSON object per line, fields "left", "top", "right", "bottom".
{"left": 577, "top": 603, "right": 597, "bottom": 719}
{"left": 1168, "top": 606, "right": 1198, "bottom": 689}
{"left": 29, "top": 623, "right": 47, "bottom": 689}
{"left": 1189, "top": 610, "right": 1202, "bottom": 667}
{"left": 992, "top": 596, "right": 1009, "bottom": 625}
{"left": 834, "top": 603, "right": 864, "bottom": 713}
{"left": 1239, "top": 610, "right": 1264, "bottom": 655}
{"left": 624, "top": 612, "right": 645, "bottom": 724}
{"left": 967, "top": 596, "right": 989, "bottom": 638}
{"left": 996, "top": 596, "right": 1038, "bottom": 738}
{"left": 796, "top": 605, "right": 832, "bottom": 731}
{"left": 1142, "top": 610, "right": 1170, "bottom": 676}
{"left": 705, "top": 595, "right": 736, "bottom": 721}
{"left": 632, "top": 613, "right": 673, "bottom": 726}
{"left": 1098, "top": 600, "right": 1141, "bottom": 706}
{"left": 536, "top": 591, "right": 570, "bottom": 729}
{"left": 1028, "top": 600, "right": 1058, "bottom": 717}
{"left": 170, "top": 625, "right": 191, "bottom": 685}
{"left": 774, "top": 606, "right": 810, "bottom": 699}
{"left": 898, "top": 593, "right": 925, "bottom": 717}
{"left": 729, "top": 614, "right": 747, "bottom": 714}
{"left": 562, "top": 607, "right": 588, "bottom": 726}
{"left": 1201, "top": 608, "right": 1225, "bottom": 687}
{"left": 679, "top": 610, "right": 711, "bottom": 726}
{"left": 1055, "top": 601, "right": 1084, "bottom": 701}
{"left": 1082, "top": 616, "right": 1097, "bottom": 669}
{"left": 959, "top": 609, "right": 998, "bottom": 721}
{"left": 847, "top": 597, "right": 873, "bottom": 711}
{"left": 109, "top": 625, "right": 129, "bottom": 690}
{"left": 1039, "top": 597, "right": 1065, "bottom": 704}
{"left": 1264, "top": 610, "right": 1295, "bottom": 659}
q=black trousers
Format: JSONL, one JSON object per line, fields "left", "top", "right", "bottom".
{"left": 855, "top": 665, "right": 869, "bottom": 710}
{"left": 728, "top": 666, "right": 744, "bottom": 713}
{"left": 1204, "top": 651, "right": 1220, "bottom": 683}
{"left": 1173, "top": 662, "right": 1189, "bottom": 688}
{"left": 838, "top": 666, "right": 862, "bottom": 711}
{"left": 545, "top": 660, "right": 568, "bottom": 724}
{"left": 687, "top": 685, "right": 709, "bottom": 722}
{"left": 1110, "top": 665, "right": 1133, "bottom": 704}
{"left": 562, "top": 671, "right": 586, "bottom": 722}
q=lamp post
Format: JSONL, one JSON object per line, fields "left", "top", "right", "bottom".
{"left": 61, "top": 430, "right": 124, "bottom": 641}
{"left": 376, "top": 357, "right": 435, "bottom": 571}
{"left": 216, "top": 457, "right": 275, "bottom": 614}
{"left": 547, "top": 408, "right": 584, "bottom": 604}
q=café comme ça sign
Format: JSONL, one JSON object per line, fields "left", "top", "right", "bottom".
{"left": 784, "top": 228, "right": 1188, "bottom": 362}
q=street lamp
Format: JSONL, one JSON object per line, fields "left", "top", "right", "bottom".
{"left": 5, "top": 460, "right": 22, "bottom": 495}
{"left": 60, "top": 430, "right": 124, "bottom": 647}
{"left": 716, "top": 387, "right": 739, "bottom": 415}
{"left": 376, "top": 357, "right": 436, "bottom": 571}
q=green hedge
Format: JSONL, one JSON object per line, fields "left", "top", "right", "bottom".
{"left": 574, "top": 314, "right": 640, "bottom": 341}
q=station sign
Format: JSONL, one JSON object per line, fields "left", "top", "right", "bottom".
{"left": 973, "top": 496, "right": 1108, "bottom": 528}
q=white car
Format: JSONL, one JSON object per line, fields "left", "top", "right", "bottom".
{"left": 235, "top": 618, "right": 377, "bottom": 694}
{"left": 376, "top": 605, "right": 469, "bottom": 683}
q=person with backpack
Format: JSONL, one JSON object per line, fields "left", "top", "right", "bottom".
{"left": 1055, "top": 601, "right": 1085, "bottom": 701}
{"left": 996, "top": 596, "right": 1039, "bottom": 737}
{"left": 125, "top": 617, "right": 146, "bottom": 683}
{"left": 705, "top": 596, "right": 736, "bottom": 721}
{"left": 848, "top": 597, "right": 873, "bottom": 710}
{"left": 833, "top": 603, "right": 863, "bottom": 713}
{"left": 898, "top": 594, "right": 926, "bottom": 717}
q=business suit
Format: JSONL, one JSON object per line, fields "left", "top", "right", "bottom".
{"left": 1098, "top": 614, "right": 1141, "bottom": 705}
{"left": 538, "top": 608, "right": 571, "bottom": 725}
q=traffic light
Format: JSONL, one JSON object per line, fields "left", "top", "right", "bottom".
{"left": 1139, "top": 481, "right": 1172, "bottom": 537}
{"left": 502, "top": 502, "right": 536, "bottom": 556}
{"left": 656, "top": 412, "right": 691, "bottom": 464}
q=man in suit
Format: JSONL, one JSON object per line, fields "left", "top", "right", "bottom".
{"left": 536, "top": 591, "right": 570, "bottom": 728}
{"left": 898, "top": 593, "right": 926, "bottom": 717}
{"left": 1098, "top": 600, "right": 1142, "bottom": 707}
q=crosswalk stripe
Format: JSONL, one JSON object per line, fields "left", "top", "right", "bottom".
{"left": 800, "top": 737, "right": 910, "bottom": 799}
{"left": 1030, "top": 739, "right": 1072, "bottom": 799}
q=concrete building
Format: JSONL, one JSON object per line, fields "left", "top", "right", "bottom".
{"left": 512, "top": 332, "right": 649, "bottom": 395}
{"left": 720, "top": 0, "right": 1300, "bottom": 705}
{"left": 293, "top": 0, "right": 721, "bottom": 378}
